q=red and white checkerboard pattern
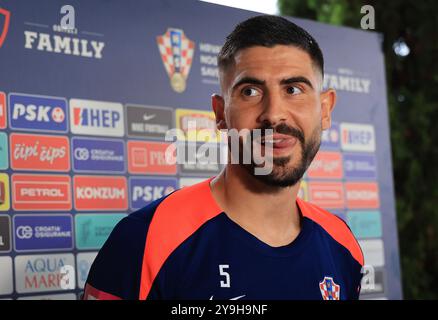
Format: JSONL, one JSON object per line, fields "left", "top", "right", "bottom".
{"left": 157, "top": 29, "right": 195, "bottom": 79}
{"left": 319, "top": 277, "right": 341, "bottom": 300}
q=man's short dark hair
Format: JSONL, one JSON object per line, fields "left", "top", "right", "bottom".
{"left": 218, "top": 15, "right": 324, "bottom": 77}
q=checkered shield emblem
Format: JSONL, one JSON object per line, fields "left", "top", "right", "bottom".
{"left": 319, "top": 276, "right": 341, "bottom": 300}
{"left": 0, "top": 8, "right": 10, "bottom": 48}
{"left": 156, "top": 28, "right": 195, "bottom": 93}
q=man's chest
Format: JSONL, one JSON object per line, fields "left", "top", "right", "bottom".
{"left": 167, "top": 245, "right": 349, "bottom": 300}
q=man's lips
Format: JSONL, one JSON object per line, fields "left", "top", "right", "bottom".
{"left": 257, "top": 134, "right": 298, "bottom": 149}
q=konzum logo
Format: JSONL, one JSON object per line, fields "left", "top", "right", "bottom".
{"left": 73, "top": 175, "right": 128, "bottom": 211}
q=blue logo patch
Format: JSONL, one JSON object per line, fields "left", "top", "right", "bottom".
{"left": 9, "top": 93, "right": 68, "bottom": 132}
{"left": 129, "top": 177, "right": 178, "bottom": 209}
{"left": 13, "top": 214, "right": 73, "bottom": 252}
{"left": 343, "top": 153, "right": 377, "bottom": 179}
{"left": 321, "top": 122, "right": 340, "bottom": 149}
{"left": 72, "top": 137, "right": 125, "bottom": 173}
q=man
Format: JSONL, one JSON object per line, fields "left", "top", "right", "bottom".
{"left": 83, "top": 15, "right": 364, "bottom": 300}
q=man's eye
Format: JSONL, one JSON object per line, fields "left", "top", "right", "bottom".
{"left": 242, "top": 87, "right": 259, "bottom": 97}
{"left": 286, "top": 86, "right": 303, "bottom": 95}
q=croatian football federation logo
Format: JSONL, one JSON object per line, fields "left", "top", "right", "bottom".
{"left": 319, "top": 276, "right": 340, "bottom": 300}
{"left": 0, "top": 8, "right": 11, "bottom": 48}
{"left": 157, "top": 28, "right": 195, "bottom": 93}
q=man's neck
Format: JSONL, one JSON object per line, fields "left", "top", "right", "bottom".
{"left": 210, "top": 164, "right": 302, "bottom": 247}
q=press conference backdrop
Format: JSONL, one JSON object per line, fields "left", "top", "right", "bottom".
{"left": 0, "top": 0, "right": 402, "bottom": 300}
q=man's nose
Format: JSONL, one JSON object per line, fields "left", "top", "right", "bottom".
{"left": 257, "top": 91, "right": 288, "bottom": 126}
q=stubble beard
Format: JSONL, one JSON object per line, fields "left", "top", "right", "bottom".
{"left": 240, "top": 124, "right": 322, "bottom": 188}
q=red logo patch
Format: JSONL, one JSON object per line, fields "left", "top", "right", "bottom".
{"left": 127, "top": 141, "right": 177, "bottom": 175}
{"left": 73, "top": 175, "right": 128, "bottom": 211}
{"left": 345, "top": 182, "right": 380, "bottom": 209}
{"left": 12, "top": 174, "right": 72, "bottom": 211}
{"left": 10, "top": 133, "right": 70, "bottom": 172}
{"left": 308, "top": 151, "right": 343, "bottom": 179}
{"left": 308, "top": 181, "right": 345, "bottom": 209}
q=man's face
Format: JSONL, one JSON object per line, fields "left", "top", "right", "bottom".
{"left": 214, "top": 45, "right": 336, "bottom": 187}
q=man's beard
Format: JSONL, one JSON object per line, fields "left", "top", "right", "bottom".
{"left": 238, "top": 122, "right": 321, "bottom": 188}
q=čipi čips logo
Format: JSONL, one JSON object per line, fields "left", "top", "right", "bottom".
{"left": 0, "top": 8, "right": 10, "bottom": 48}
{"left": 157, "top": 28, "right": 195, "bottom": 93}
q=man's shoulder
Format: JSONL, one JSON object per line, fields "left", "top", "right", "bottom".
{"left": 128, "top": 177, "right": 220, "bottom": 224}
{"left": 105, "top": 177, "right": 221, "bottom": 258}
{"left": 297, "top": 198, "right": 364, "bottom": 266}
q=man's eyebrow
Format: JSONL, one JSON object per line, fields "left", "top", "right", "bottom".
{"left": 231, "top": 77, "right": 265, "bottom": 91}
{"left": 280, "top": 76, "right": 314, "bottom": 89}
{"left": 231, "top": 76, "right": 314, "bottom": 92}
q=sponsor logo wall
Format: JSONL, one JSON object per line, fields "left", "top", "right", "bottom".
{"left": 0, "top": 0, "right": 401, "bottom": 300}
{"left": 0, "top": 91, "right": 222, "bottom": 299}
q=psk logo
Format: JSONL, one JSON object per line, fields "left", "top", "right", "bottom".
{"left": 319, "top": 276, "right": 340, "bottom": 300}
{"left": 0, "top": 8, "right": 10, "bottom": 48}
{"left": 157, "top": 28, "right": 195, "bottom": 93}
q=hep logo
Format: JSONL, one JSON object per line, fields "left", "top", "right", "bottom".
{"left": 0, "top": 8, "right": 10, "bottom": 48}
{"left": 73, "top": 107, "right": 121, "bottom": 128}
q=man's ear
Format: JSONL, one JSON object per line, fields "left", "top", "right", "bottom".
{"left": 320, "top": 88, "right": 337, "bottom": 130}
{"left": 212, "top": 93, "right": 227, "bottom": 130}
